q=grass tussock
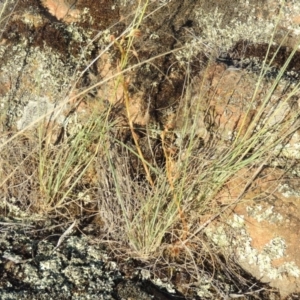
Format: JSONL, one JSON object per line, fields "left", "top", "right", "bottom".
{"left": 1, "top": 0, "right": 300, "bottom": 296}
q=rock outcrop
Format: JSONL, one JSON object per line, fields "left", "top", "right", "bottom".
{"left": 1, "top": 0, "right": 300, "bottom": 298}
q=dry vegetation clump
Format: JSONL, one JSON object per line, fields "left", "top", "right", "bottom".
{"left": 1, "top": 0, "right": 300, "bottom": 298}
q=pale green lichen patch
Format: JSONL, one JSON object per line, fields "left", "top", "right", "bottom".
{"left": 246, "top": 205, "right": 284, "bottom": 223}
{"left": 16, "top": 98, "right": 64, "bottom": 130}
{"left": 175, "top": 0, "right": 300, "bottom": 65}
{"left": 278, "top": 183, "right": 300, "bottom": 198}
{"left": 0, "top": 0, "right": 117, "bottom": 130}
{"left": 0, "top": 44, "right": 76, "bottom": 129}
{"left": 205, "top": 213, "right": 300, "bottom": 281}
{"left": 0, "top": 197, "right": 40, "bottom": 220}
